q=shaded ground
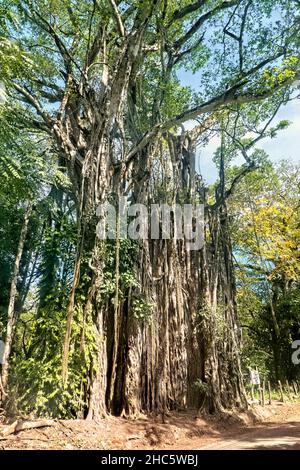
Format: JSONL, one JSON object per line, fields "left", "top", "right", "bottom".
{"left": 1, "top": 402, "right": 300, "bottom": 450}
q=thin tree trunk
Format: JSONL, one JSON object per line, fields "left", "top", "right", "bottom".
{"left": 1, "top": 201, "right": 33, "bottom": 397}
{"left": 61, "top": 250, "right": 82, "bottom": 384}
{"left": 61, "top": 205, "right": 86, "bottom": 384}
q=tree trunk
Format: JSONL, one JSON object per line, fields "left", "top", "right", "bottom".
{"left": 1, "top": 201, "right": 33, "bottom": 398}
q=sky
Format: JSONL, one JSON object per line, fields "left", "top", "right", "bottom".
{"left": 177, "top": 71, "right": 300, "bottom": 184}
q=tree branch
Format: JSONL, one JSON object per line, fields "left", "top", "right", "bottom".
{"left": 174, "top": 0, "right": 238, "bottom": 50}
{"left": 22, "top": 4, "right": 82, "bottom": 76}
{"left": 173, "top": 34, "right": 205, "bottom": 65}
{"left": 13, "top": 83, "right": 53, "bottom": 126}
{"left": 170, "top": 0, "right": 207, "bottom": 24}
{"left": 125, "top": 68, "right": 300, "bottom": 164}
{"left": 108, "top": 0, "right": 125, "bottom": 37}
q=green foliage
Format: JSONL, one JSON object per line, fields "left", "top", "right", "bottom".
{"left": 100, "top": 239, "right": 140, "bottom": 301}
{"left": 0, "top": 38, "right": 33, "bottom": 82}
{"left": 261, "top": 57, "right": 300, "bottom": 91}
{"left": 230, "top": 162, "right": 300, "bottom": 381}
{"left": 131, "top": 296, "right": 155, "bottom": 323}
{"left": 194, "top": 378, "right": 210, "bottom": 394}
{"left": 9, "top": 294, "right": 96, "bottom": 418}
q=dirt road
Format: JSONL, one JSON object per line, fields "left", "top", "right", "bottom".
{"left": 1, "top": 402, "right": 300, "bottom": 450}
{"left": 199, "top": 413, "right": 300, "bottom": 450}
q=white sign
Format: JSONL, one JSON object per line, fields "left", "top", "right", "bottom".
{"left": 0, "top": 83, "right": 6, "bottom": 104}
{"left": 0, "top": 340, "right": 4, "bottom": 364}
{"left": 250, "top": 369, "right": 260, "bottom": 386}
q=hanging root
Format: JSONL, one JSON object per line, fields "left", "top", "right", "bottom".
{"left": 0, "top": 376, "right": 8, "bottom": 399}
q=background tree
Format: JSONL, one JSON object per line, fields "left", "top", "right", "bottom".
{"left": 229, "top": 161, "right": 300, "bottom": 382}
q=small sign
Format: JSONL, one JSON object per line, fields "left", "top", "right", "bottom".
{"left": 250, "top": 369, "right": 260, "bottom": 386}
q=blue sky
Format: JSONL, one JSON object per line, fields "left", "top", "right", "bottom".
{"left": 198, "top": 99, "right": 300, "bottom": 183}
{"left": 177, "top": 71, "right": 300, "bottom": 184}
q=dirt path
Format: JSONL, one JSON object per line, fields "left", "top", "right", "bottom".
{"left": 199, "top": 413, "right": 300, "bottom": 450}
{"left": 1, "top": 402, "right": 300, "bottom": 450}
